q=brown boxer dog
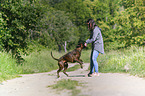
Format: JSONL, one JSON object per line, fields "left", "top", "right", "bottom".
{"left": 51, "top": 43, "right": 85, "bottom": 78}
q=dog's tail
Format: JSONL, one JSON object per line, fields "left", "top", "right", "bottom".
{"left": 51, "top": 51, "right": 59, "bottom": 61}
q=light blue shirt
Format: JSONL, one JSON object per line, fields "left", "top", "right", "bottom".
{"left": 86, "top": 26, "right": 104, "bottom": 54}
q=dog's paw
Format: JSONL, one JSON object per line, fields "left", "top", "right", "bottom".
{"left": 57, "top": 75, "right": 60, "bottom": 78}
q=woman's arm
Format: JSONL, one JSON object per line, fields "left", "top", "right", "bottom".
{"left": 86, "top": 27, "right": 100, "bottom": 44}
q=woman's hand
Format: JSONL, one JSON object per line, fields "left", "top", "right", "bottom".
{"left": 84, "top": 43, "right": 87, "bottom": 47}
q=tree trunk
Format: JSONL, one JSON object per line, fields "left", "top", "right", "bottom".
{"left": 58, "top": 44, "right": 61, "bottom": 53}
{"left": 63, "top": 41, "right": 67, "bottom": 52}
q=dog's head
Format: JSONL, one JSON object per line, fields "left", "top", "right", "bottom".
{"left": 76, "top": 43, "right": 86, "bottom": 49}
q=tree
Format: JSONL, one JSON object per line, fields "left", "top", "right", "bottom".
{"left": 0, "top": 12, "right": 10, "bottom": 51}
{"left": 116, "top": 0, "right": 145, "bottom": 46}
{"left": 120, "top": 0, "right": 144, "bottom": 8}
{"left": 104, "top": 1, "right": 145, "bottom": 49}
{"left": 39, "top": 9, "right": 79, "bottom": 52}
{"left": 0, "top": 0, "right": 43, "bottom": 62}
{"left": 51, "top": 0, "right": 91, "bottom": 26}
{"left": 83, "top": 0, "right": 110, "bottom": 22}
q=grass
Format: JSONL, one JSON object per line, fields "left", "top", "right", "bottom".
{"left": 21, "top": 50, "right": 83, "bottom": 74}
{"left": 67, "top": 64, "right": 81, "bottom": 72}
{"left": 21, "top": 49, "right": 92, "bottom": 74}
{"left": 0, "top": 49, "right": 84, "bottom": 82}
{"left": 0, "top": 52, "right": 21, "bottom": 82}
{"left": 0, "top": 46, "right": 145, "bottom": 82}
{"left": 97, "top": 46, "right": 145, "bottom": 77}
{"left": 48, "top": 79, "right": 83, "bottom": 96}
{"left": 21, "top": 50, "right": 59, "bottom": 74}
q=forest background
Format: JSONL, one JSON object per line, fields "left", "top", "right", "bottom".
{"left": 0, "top": 0, "right": 145, "bottom": 81}
{"left": 0, "top": 0, "right": 145, "bottom": 60}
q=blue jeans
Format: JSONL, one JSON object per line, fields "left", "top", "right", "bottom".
{"left": 89, "top": 50, "right": 99, "bottom": 74}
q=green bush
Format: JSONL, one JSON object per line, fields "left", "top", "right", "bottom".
{"left": 0, "top": 52, "right": 21, "bottom": 82}
{"left": 0, "top": 46, "right": 145, "bottom": 82}
{"left": 21, "top": 50, "right": 59, "bottom": 74}
{"left": 98, "top": 46, "right": 145, "bottom": 77}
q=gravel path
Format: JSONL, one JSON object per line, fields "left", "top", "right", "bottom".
{"left": 0, "top": 63, "right": 145, "bottom": 96}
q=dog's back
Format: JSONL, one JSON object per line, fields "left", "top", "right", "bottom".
{"left": 61, "top": 49, "right": 80, "bottom": 63}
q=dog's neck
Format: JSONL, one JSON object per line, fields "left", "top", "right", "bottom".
{"left": 76, "top": 47, "right": 83, "bottom": 52}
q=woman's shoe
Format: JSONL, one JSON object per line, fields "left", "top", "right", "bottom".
{"left": 93, "top": 72, "right": 100, "bottom": 76}
{"left": 88, "top": 73, "right": 93, "bottom": 77}
{"left": 88, "top": 72, "right": 99, "bottom": 77}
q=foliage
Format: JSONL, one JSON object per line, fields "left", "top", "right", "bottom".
{"left": 0, "top": 0, "right": 145, "bottom": 84}
{"left": 110, "top": 1, "right": 144, "bottom": 49}
{"left": 51, "top": 0, "right": 91, "bottom": 26}
{"left": 21, "top": 50, "right": 58, "bottom": 74}
{"left": 98, "top": 46, "right": 145, "bottom": 77}
{"left": 98, "top": 0, "right": 145, "bottom": 50}
{"left": 0, "top": 0, "right": 43, "bottom": 61}
{"left": 39, "top": 9, "right": 79, "bottom": 52}
{"left": 0, "top": 46, "right": 145, "bottom": 82}
{"left": 0, "top": 12, "right": 9, "bottom": 50}
{"left": 0, "top": 51, "right": 21, "bottom": 82}
{"left": 0, "top": 0, "right": 145, "bottom": 58}
{"left": 120, "top": 0, "right": 144, "bottom": 8}
{"left": 83, "top": 0, "right": 109, "bottom": 22}
{"left": 49, "top": 0, "right": 91, "bottom": 45}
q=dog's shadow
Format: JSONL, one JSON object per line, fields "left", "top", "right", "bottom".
{"left": 68, "top": 74, "right": 86, "bottom": 77}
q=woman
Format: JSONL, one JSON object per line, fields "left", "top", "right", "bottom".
{"left": 84, "top": 19, "right": 104, "bottom": 77}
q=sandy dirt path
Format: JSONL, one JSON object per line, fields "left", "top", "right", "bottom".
{"left": 0, "top": 63, "right": 145, "bottom": 96}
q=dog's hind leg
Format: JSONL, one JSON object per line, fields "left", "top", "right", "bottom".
{"left": 57, "top": 63, "right": 63, "bottom": 78}
{"left": 63, "top": 62, "right": 69, "bottom": 77}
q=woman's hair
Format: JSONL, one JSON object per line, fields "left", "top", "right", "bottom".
{"left": 87, "top": 19, "right": 97, "bottom": 30}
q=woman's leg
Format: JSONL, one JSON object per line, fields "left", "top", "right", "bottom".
{"left": 92, "top": 50, "right": 99, "bottom": 73}
{"left": 89, "top": 50, "right": 94, "bottom": 74}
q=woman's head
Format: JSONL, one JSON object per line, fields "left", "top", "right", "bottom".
{"left": 86, "top": 19, "right": 96, "bottom": 30}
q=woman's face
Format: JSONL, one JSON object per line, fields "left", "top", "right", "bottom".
{"left": 87, "top": 22, "right": 92, "bottom": 30}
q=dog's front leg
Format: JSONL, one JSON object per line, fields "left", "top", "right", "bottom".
{"left": 79, "top": 59, "right": 83, "bottom": 63}
{"left": 74, "top": 59, "right": 83, "bottom": 69}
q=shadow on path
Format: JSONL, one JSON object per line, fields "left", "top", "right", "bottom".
{"left": 68, "top": 74, "right": 86, "bottom": 77}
